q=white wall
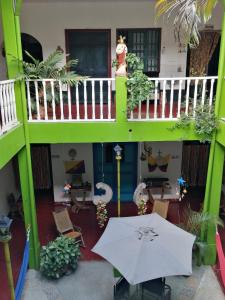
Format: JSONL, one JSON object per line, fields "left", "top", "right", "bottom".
{"left": 20, "top": 1, "right": 223, "bottom": 79}
{"left": 0, "top": 161, "right": 19, "bottom": 215}
{"left": 51, "top": 143, "right": 94, "bottom": 202}
{"left": 138, "top": 141, "right": 182, "bottom": 185}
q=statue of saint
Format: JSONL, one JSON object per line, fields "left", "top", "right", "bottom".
{"left": 115, "top": 36, "right": 128, "bottom": 77}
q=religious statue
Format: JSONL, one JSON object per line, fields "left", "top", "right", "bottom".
{"left": 115, "top": 35, "right": 128, "bottom": 77}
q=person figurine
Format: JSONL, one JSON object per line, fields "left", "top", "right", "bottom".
{"left": 115, "top": 36, "right": 128, "bottom": 77}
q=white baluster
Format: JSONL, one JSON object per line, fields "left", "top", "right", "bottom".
{"left": 92, "top": 80, "right": 95, "bottom": 120}
{"left": 130, "top": 110, "right": 134, "bottom": 120}
{"left": 100, "top": 80, "right": 103, "bottom": 120}
{"left": 209, "top": 78, "right": 215, "bottom": 108}
{"left": 42, "top": 80, "right": 48, "bottom": 120}
{"left": 10, "top": 82, "right": 16, "bottom": 123}
{"left": 146, "top": 95, "right": 150, "bottom": 120}
{"left": 2, "top": 84, "right": 9, "bottom": 126}
{"left": 84, "top": 80, "right": 88, "bottom": 120}
{"left": 50, "top": 81, "right": 56, "bottom": 120}
{"left": 201, "top": 78, "right": 207, "bottom": 106}
{"left": 108, "top": 80, "right": 111, "bottom": 120}
{"left": 26, "top": 81, "right": 32, "bottom": 121}
{"left": 138, "top": 100, "right": 142, "bottom": 120}
{"left": 177, "top": 80, "right": 182, "bottom": 118}
{"left": 169, "top": 80, "right": 174, "bottom": 119}
{"left": 162, "top": 80, "right": 166, "bottom": 119}
{"left": 76, "top": 83, "right": 80, "bottom": 120}
{"left": 185, "top": 79, "right": 191, "bottom": 115}
{"left": 59, "top": 80, "right": 64, "bottom": 120}
{"left": 154, "top": 80, "right": 158, "bottom": 119}
{"left": 67, "top": 84, "right": 72, "bottom": 120}
{"left": 6, "top": 83, "right": 12, "bottom": 125}
{"left": 0, "top": 84, "right": 5, "bottom": 128}
{"left": 193, "top": 79, "right": 199, "bottom": 117}
{"left": 34, "top": 81, "right": 40, "bottom": 120}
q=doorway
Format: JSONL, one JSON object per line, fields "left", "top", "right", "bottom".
{"left": 65, "top": 29, "right": 111, "bottom": 102}
{"left": 93, "top": 143, "right": 138, "bottom": 201}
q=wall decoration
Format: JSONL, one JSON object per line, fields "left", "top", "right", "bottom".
{"left": 133, "top": 183, "right": 148, "bottom": 215}
{"left": 64, "top": 160, "right": 85, "bottom": 174}
{"left": 93, "top": 182, "right": 113, "bottom": 228}
{"left": 142, "top": 143, "right": 171, "bottom": 173}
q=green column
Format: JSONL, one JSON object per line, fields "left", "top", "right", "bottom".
{"left": 203, "top": 7, "right": 225, "bottom": 264}
{"left": 116, "top": 77, "right": 127, "bottom": 124}
{"left": 204, "top": 142, "right": 224, "bottom": 264}
{"left": 0, "top": 0, "right": 40, "bottom": 268}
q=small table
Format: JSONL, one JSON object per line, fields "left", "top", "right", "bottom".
{"left": 70, "top": 183, "right": 92, "bottom": 213}
{"left": 144, "top": 177, "right": 169, "bottom": 202}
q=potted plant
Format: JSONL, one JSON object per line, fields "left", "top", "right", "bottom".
{"left": 16, "top": 48, "right": 85, "bottom": 118}
{"left": 180, "top": 204, "right": 223, "bottom": 265}
{"left": 40, "top": 236, "right": 81, "bottom": 279}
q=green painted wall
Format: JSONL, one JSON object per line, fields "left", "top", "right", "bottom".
{"left": 0, "top": 126, "right": 25, "bottom": 169}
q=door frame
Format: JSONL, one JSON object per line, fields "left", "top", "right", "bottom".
{"left": 65, "top": 29, "right": 112, "bottom": 77}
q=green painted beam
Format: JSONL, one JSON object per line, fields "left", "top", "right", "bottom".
{"left": 28, "top": 121, "right": 199, "bottom": 144}
{"left": 216, "top": 120, "right": 225, "bottom": 147}
{"left": 204, "top": 141, "right": 224, "bottom": 264}
{"left": 14, "top": 0, "right": 23, "bottom": 16}
{"left": 18, "top": 147, "right": 40, "bottom": 268}
{"left": 0, "top": 125, "right": 25, "bottom": 169}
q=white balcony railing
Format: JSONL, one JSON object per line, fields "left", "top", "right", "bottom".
{"left": 26, "top": 78, "right": 115, "bottom": 122}
{"left": 25, "top": 76, "right": 218, "bottom": 123}
{"left": 129, "top": 76, "right": 218, "bottom": 121}
{"left": 0, "top": 80, "right": 19, "bottom": 136}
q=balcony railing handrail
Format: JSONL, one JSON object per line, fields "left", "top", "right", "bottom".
{"left": 25, "top": 78, "right": 115, "bottom": 82}
{"left": 0, "top": 79, "right": 15, "bottom": 84}
{"left": 148, "top": 76, "right": 218, "bottom": 81}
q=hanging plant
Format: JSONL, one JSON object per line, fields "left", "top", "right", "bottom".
{"left": 137, "top": 199, "right": 148, "bottom": 216}
{"left": 194, "top": 104, "right": 218, "bottom": 143}
{"left": 113, "top": 53, "right": 154, "bottom": 111}
{"left": 169, "top": 103, "right": 218, "bottom": 143}
{"left": 96, "top": 201, "right": 108, "bottom": 228}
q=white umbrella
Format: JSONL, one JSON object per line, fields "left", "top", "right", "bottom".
{"left": 92, "top": 213, "right": 195, "bottom": 285}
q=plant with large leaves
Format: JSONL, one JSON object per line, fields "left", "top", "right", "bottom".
{"left": 156, "top": 0, "right": 219, "bottom": 47}
{"left": 16, "top": 49, "right": 85, "bottom": 114}
{"left": 180, "top": 203, "right": 223, "bottom": 265}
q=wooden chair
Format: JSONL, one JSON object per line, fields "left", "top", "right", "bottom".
{"left": 52, "top": 208, "right": 85, "bottom": 247}
{"left": 152, "top": 199, "right": 169, "bottom": 219}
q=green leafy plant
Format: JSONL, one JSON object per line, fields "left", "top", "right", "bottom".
{"left": 194, "top": 104, "right": 218, "bottom": 143}
{"left": 113, "top": 53, "right": 154, "bottom": 111}
{"left": 16, "top": 49, "right": 85, "bottom": 112}
{"left": 40, "top": 236, "right": 81, "bottom": 279}
{"left": 180, "top": 204, "right": 223, "bottom": 264}
{"left": 170, "top": 103, "right": 218, "bottom": 143}
{"left": 170, "top": 112, "right": 192, "bottom": 131}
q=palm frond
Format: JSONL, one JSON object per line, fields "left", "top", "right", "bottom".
{"left": 155, "top": 0, "right": 218, "bottom": 46}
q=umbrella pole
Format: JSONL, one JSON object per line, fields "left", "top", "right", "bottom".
{"left": 116, "top": 154, "right": 121, "bottom": 217}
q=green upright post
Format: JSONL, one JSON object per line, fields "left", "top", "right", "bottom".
{"left": 0, "top": 0, "right": 40, "bottom": 268}
{"left": 116, "top": 77, "right": 127, "bottom": 124}
{"left": 204, "top": 142, "right": 224, "bottom": 264}
{"left": 202, "top": 8, "right": 225, "bottom": 264}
